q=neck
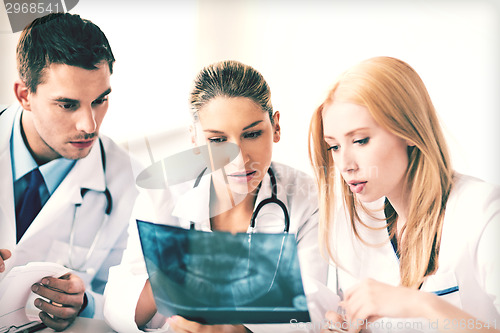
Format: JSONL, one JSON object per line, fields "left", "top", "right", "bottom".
{"left": 386, "top": 184, "right": 411, "bottom": 234}
{"left": 21, "top": 111, "right": 58, "bottom": 165}
{"left": 209, "top": 178, "right": 259, "bottom": 233}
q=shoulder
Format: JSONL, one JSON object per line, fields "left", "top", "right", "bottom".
{"left": 99, "top": 135, "right": 131, "bottom": 163}
{"left": 0, "top": 104, "right": 21, "bottom": 116}
{"left": 271, "top": 161, "right": 315, "bottom": 187}
{"left": 98, "top": 135, "right": 140, "bottom": 192}
{"left": 0, "top": 105, "right": 21, "bottom": 140}
{"left": 271, "top": 161, "right": 318, "bottom": 209}
{"left": 99, "top": 135, "right": 143, "bottom": 171}
{"left": 443, "top": 173, "right": 500, "bottom": 240}
{"left": 447, "top": 173, "right": 500, "bottom": 214}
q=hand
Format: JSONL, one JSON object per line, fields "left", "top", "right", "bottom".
{"left": 0, "top": 249, "right": 11, "bottom": 273}
{"left": 321, "top": 311, "right": 373, "bottom": 333}
{"left": 341, "top": 279, "right": 422, "bottom": 332}
{"left": 321, "top": 311, "right": 349, "bottom": 332}
{"left": 31, "top": 273, "right": 85, "bottom": 331}
{"left": 167, "top": 315, "right": 251, "bottom": 333}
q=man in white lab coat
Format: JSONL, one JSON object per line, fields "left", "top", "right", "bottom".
{"left": 0, "top": 13, "right": 138, "bottom": 330}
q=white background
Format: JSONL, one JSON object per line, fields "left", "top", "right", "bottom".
{"left": 1, "top": 0, "right": 499, "bottom": 184}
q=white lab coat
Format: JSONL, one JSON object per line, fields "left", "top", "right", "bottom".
{"left": 329, "top": 173, "right": 500, "bottom": 332}
{"left": 0, "top": 105, "right": 139, "bottom": 319}
{"left": 104, "top": 162, "right": 329, "bottom": 333}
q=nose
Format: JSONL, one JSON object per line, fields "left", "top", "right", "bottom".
{"left": 75, "top": 107, "right": 97, "bottom": 134}
{"left": 228, "top": 140, "right": 250, "bottom": 168}
{"left": 338, "top": 147, "right": 358, "bottom": 174}
{"left": 238, "top": 143, "right": 251, "bottom": 165}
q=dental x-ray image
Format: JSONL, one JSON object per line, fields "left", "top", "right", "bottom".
{"left": 136, "top": 220, "right": 310, "bottom": 324}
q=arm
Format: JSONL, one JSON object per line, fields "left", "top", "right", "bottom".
{"left": 341, "top": 279, "right": 500, "bottom": 333}
{"left": 103, "top": 189, "right": 163, "bottom": 332}
{"left": 86, "top": 225, "right": 130, "bottom": 319}
{"left": 135, "top": 279, "right": 156, "bottom": 326}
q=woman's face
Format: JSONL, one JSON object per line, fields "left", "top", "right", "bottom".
{"left": 322, "top": 101, "right": 411, "bottom": 204}
{"left": 194, "top": 96, "right": 280, "bottom": 196}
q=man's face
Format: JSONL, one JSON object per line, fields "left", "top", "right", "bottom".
{"left": 21, "top": 62, "right": 111, "bottom": 164}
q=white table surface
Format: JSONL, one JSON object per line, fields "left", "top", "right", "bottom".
{"left": 38, "top": 318, "right": 114, "bottom": 333}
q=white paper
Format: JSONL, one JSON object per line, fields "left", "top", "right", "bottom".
{"left": 0, "top": 262, "right": 70, "bottom": 328}
{"left": 302, "top": 275, "right": 340, "bottom": 327}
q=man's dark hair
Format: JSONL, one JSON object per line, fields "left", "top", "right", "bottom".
{"left": 16, "top": 13, "right": 115, "bottom": 93}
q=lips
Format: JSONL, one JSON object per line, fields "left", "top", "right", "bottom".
{"left": 228, "top": 170, "right": 257, "bottom": 183}
{"left": 70, "top": 139, "right": 95, "bottom": 149}
{"left": 347, "top": 180, "right": 367, "bottom": 194}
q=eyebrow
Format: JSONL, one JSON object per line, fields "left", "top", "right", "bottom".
{"left": 242, "top": 120, "right": 263, "bottom": 131}
{"left": 324, "top": 127, "right": 370, "bottom": 140}
{"left": 52, "top": 88, "right": 112, "bottom": 103}
{"left": 203, "top": 120, "right": 264, "bottom": 134}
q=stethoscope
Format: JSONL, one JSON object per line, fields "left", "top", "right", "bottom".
{"left": 66, "top": 138, "right": 112, "bottom": 275}
{"left": 190, "top": 167, "right": 290, "bottom": 233}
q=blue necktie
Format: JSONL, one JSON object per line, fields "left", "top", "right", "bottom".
{"left": 15, "top": 168, "right": 45, "bottom": 243}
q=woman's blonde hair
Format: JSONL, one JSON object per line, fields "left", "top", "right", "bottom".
{"left": 309, "top": 57, "right": 454, "bottom": 288}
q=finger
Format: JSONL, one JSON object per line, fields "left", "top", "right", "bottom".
{"left": 0, "top": 249, "right": 11, "bottom": 260}
{"left": 168, "top": 319, "right": 194, "bottom": 333}
{"left": 325, "top": 310, "right": 344, "bottom": 322}
{"left": 34, "top": 296, "right": 79, "bottom": 320}
{"left": 0, "top": 249, "right": 11, "bottom": 273}
{"left": 39, "top": 311, "right": 73, "bottom": 331}
{"left": 346, "top": 314, "right": 366, "bottom": 333}
{"left": 170, "top": 316, "right": 204, "bottom": 331}
{"left": 31, "top": 283, "right": 83, "bottom": 308}
{"left": 168, "top": 324, "right": 192, "bottom": 333}
{"left": 39, "top": 275, "right": 85, "bottom": 295}
{"left": 324, "top": 311, "right": 350, "bottom": 332}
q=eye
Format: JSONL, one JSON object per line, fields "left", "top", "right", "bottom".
{"left": 92, "top": 97, "right": 108, "bottom": 106}
{"left": 354, "top": 137, "right": 369, "bottom": 145}
{"left": 327, "top": 145, "right": 339, "bottom": 152}
{"left": 58, "top": 103, "right": 77, "bottom": 110}
{"left": 243, "top": 130, "right": 262, "bottom": 139}
{"left": 208, "top": 137, "right": 226, "bottom": 143}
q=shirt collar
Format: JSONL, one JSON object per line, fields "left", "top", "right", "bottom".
{"left": 11, "top": 110, "right": 75, "bottom": 194}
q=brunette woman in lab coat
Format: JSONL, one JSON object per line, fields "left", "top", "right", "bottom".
{"left": 309, "top": 56, "right": 499, "bottom": 332}
{"left": 104, "top": 60, "right": 328, "bottom": 332}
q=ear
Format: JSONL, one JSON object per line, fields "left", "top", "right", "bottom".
{"left": 272, "top": 111, "right": 281, "bottom": 143}
{"left": 406, "top": 140, "right": 416, "bottom": 147}
{"left": 189, "top": 123, "right": 203, "bottom": 155}
{"left": 14, "top": 80, "right": 32, "bottom": 111}
{"left": 189, "top": 124, "right": 197, "bottom": 145}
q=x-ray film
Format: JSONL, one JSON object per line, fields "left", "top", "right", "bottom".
{"left": 136, "top": 220, "right": 310, "bottom": 324}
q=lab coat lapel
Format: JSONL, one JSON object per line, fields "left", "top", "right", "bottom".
{"left": 17, "top": 139, "right": 106, "bottom": 245}
{"left": 0, "top": 105, "right": 20, "bottom": 249}
{"left": 171, "top": 175, "right": 211, "bottom": 229}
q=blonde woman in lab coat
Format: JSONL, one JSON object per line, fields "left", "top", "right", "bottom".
{"left": 309, "top": 56, "right": 500, "bottom": 332}
{"left": 104, "top": 60, "right": 328, "bottom": 332}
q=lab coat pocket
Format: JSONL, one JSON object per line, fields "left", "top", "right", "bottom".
{"left": 46, "top": 240, "right": 109, "bottom": 285}
{"left": 422, "top": 271, "right": 462, "bottom": 309}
